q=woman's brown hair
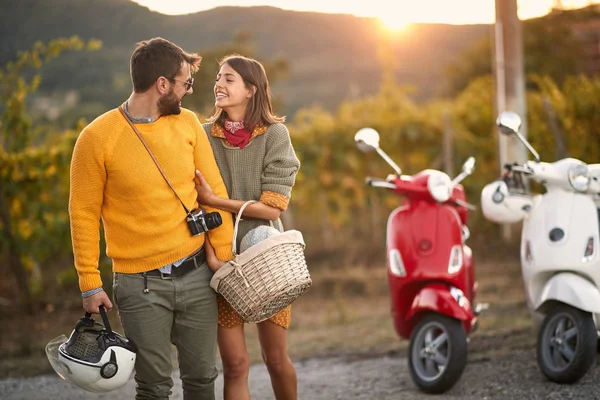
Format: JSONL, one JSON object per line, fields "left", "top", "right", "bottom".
{"left": 208, "top": 54, "right": 284, "bottom": 130}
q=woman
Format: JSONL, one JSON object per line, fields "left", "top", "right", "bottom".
{"left": 194, "top": 54, "right": 301, "bottom": 400}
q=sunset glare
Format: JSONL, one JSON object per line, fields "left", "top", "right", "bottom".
{"left": 130, "top": 0, "right": 599, "bottom": 24}
{"left": 379, "top": 15, "right": 410, "bottom": 31}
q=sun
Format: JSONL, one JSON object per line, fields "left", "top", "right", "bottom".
{"left": 378, "top": 15, "right": 410, "bottom": 32}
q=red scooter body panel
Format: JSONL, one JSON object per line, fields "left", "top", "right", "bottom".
{"left": 403, "top": 284, "right": 473, "bottom": 329}
{"left": 385, "top": 172, "right": 477, "bottom": 339}
{"left": 452, "top": 185, "right": 469, "bottom": 226}
{"left": 463, "top": 245, "right": 476, "bottom": 301}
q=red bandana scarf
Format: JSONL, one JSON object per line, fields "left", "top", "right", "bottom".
{"left": 223, "top": 120, "right": 252, "bottom": 149}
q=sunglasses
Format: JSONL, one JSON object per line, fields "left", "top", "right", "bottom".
{"left": 172, "top": 77, "right": 194, "bottom": 91}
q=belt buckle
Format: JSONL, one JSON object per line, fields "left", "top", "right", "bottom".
{"left": 158, "top": 252, "right": 200, "bottom": 280}
{"left": 182, "top": 255, "right": 199, "bottom": 273}
{"left": 159, "top": 271, "right": 173, "bottom": 280}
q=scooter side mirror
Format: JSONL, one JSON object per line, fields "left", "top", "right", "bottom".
{"left": 462, "top": 157, "right": 476, "bottom": 175}
{"left": 355, "top": 127, "right": 380, "bottom": 153}
{"left": 496, "top": 111, "right": 522, "bottom": 136}
{"left": 354, "top": 127, "right": 402, "bottom": 175}
{"left": 496, "top": 111, "right": 541, "bottom": 162}
{"left": 451, "top": 157, "right": 476, "bottom": 186}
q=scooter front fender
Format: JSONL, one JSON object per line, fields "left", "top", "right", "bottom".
{"left": 535, "top": 273, "right": 600, "bottom": 314}
{"left": 405, "top": 283, "right": 474, "bottom": 324}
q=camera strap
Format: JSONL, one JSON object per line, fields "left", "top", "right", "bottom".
{"left": 118, "top": 106, "right": 191, "bottom": 215}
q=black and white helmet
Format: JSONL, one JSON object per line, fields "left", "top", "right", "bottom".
{"left": 45, "top": 306, "right": 136, "bottom": 393}
{"left": 480, "top": 180, "right": 533, "bottom": 224}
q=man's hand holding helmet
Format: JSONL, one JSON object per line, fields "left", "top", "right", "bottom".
{"left": 83, "top": 290, "right": 113, "bottom": 314}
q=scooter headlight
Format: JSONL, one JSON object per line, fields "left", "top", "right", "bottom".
{"left": 427, "top": 172, "right": 452, "bottom": 203}
{"left": 568, "top": 163, "right": 590, "bottom": 192}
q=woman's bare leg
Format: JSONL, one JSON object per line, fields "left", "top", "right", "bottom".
{"left": 257, "top": 320, "right": 297, "bottom": 400}
{"left": 219, "top": 324, "right": 251, "bottom": 400}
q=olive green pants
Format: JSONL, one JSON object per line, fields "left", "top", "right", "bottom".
{"left": 113, "top": 262, "right": 217, "bottom": 400}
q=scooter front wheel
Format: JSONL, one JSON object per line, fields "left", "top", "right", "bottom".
{"left": 537, "top": 303, "right": 597, "bottom": 384}
{"left": 408, "top": 314, "right": 468, "bottom": 394}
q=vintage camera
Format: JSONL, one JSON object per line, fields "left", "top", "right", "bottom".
{"left": 187, "top": 208, "right": 223, "bottom": 236}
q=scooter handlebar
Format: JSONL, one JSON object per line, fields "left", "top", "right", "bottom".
{"left": 453, "top": 198, "right": 477, "bottom": 211}
{"left": 503, "top": 163, "right": 533, "bottom": 175}
{"left": 365, "top": 177, "right": 397, "bottom": 189}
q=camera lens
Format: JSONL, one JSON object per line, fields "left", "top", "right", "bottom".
{"left": 203, "top": 212, "right": 223, "bottom": 230}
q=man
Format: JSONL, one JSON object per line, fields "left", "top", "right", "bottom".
{"left": 69, "top": 37, "right": 234, "bottom": 399}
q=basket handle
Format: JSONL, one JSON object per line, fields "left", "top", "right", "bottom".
{"left": 232, "top": 200, "right": 256, "bottom": 255}
{"left": 232, "top": 200, "right": 276, "bottom": 255}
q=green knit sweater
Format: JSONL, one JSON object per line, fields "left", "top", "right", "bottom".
{"left": 203, "top": 122, "right": 300, "bottom": 251}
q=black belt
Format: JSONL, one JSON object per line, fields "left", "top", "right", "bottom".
{"left": 145, "top": 248, "right": 206, "bottom": 278}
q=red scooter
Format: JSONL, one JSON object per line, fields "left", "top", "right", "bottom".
{"left": 355, "top": 127, "right": 484, "bottom": 394}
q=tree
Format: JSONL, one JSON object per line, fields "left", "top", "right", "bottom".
{"left": 0, "top": 36, "right": 101, "bottom": 311}
{"left": 443, "top": 12, "right": 588, "bottom": 96}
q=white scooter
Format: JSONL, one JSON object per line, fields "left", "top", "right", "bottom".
{"left": 481, "top": 111, "right": 600, "bottom": 384}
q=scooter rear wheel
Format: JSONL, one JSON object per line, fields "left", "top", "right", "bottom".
{"left": 408, "top": 313, "right": 468, "bottom": 394}
{"left": 537, "top": 303, "right": 597, "bottom": 384}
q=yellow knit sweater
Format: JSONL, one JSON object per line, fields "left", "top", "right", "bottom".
{"left": 69, "top": 107, "right": 234, "bottom": 292}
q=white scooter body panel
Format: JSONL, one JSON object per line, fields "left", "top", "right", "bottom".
{"left": 534, "top": 272, "right": 600, "bottom": 314}
{"left": 521, "top": 189, "right": 599, "bottom": 269}
{"left": 521, "top": 187, "right": 600, "bottom": 328}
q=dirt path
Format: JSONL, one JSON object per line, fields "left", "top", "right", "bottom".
{"left": 2, "top": 328, "right": 600, "bottom": 400}
{"left": 3, "top": 261, "right": 598, "bottom": 399}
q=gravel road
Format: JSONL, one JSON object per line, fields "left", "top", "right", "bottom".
{"left": 2, "top": 329, "right": 600, "bottom": 400}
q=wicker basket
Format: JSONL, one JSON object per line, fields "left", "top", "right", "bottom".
{"left": 210, "top": 201, "right": 312, "bottom": 323}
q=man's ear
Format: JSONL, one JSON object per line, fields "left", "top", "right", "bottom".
{"left": 157, "top": 77, "right": 170, "bottom": 95}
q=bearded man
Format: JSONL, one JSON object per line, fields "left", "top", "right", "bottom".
{"left": 68, "top": 37, "right": 234, "bottom": 400}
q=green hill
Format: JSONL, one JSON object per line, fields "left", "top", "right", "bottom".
{"left": 1, "top": 0, "right": 491, "bottom": 116}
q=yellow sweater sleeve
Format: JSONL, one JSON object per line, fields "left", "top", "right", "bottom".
{"left": 260, "top": 191, "right": 290, "bottom": 211}
{"left": 192, "top": 117, "right": 234, "bottom": 261}
{"left": 69, "top": 127, "right": 106, "bottom": 292}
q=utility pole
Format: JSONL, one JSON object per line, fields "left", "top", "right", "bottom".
{"left": 494, "top": 0, "right": 528, "bottom": 242}
{"left": 443, "top": 111, "right": 454, "bottom": 177}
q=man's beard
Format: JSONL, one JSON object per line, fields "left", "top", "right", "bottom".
{"left": 157, "top": 88, "right": 181, "bottom": 116}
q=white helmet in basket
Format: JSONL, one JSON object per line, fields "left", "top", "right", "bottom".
{"left": 481, "top": 180, "right": 533, "bottom": 224}
{"left": 240, "top": 225, "right": 281, "bottom": 253}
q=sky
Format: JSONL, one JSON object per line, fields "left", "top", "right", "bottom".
{"left": 130, "top": 0, "right": 598, "bottom": 28}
